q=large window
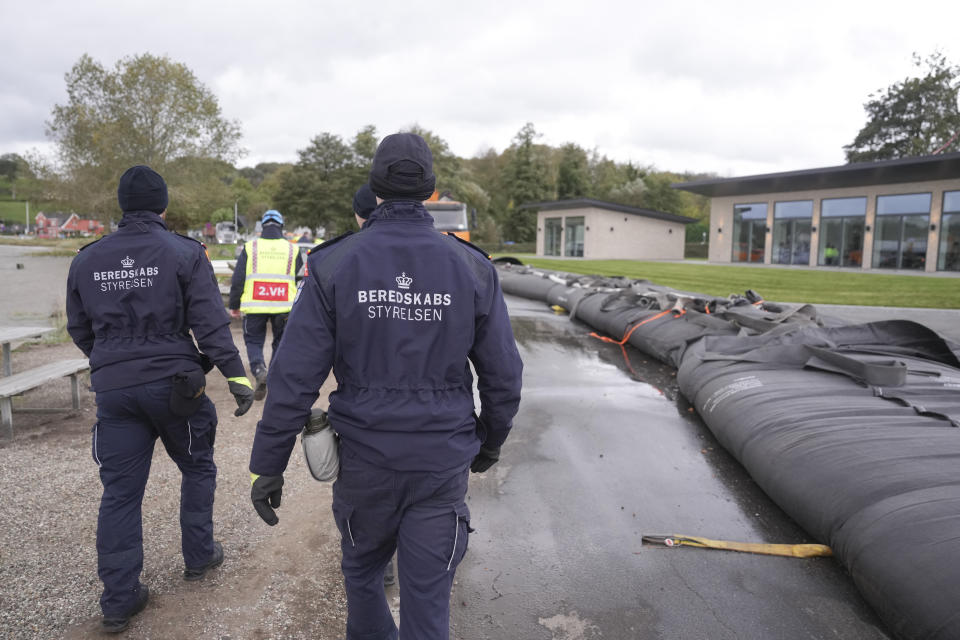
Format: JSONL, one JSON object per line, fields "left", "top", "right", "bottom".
{"left": 819, "top": 197, "right": 865, "bottom": 267}
{"left": 872, "top": 193, "right": 930, "bottom": 270}
{"left": 772, "top": 200, "right": 812, "bottom": 265}
{"left": 544, "top": 217, "right": 562, "bottom": 256}
{"left": 939, "top": 191, "right": 960, "bottom": 271}
{"left": 732, "top": 203, "right": 766, "bottom": 263}
{"left": 564, "top": 216, "right": 584, "bottom": 257}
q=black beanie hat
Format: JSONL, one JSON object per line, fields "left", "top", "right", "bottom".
{"left": 117, "top": 165, "right": 168, "bottom": 213}
{"left": 368, "top": 133, "right": 436, "bottom": 201}
{"left": 352, "top": 184, "right": 378, "bottom": 219}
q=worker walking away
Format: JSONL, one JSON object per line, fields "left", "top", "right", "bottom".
{"left": 248, "top": 133, "right": 523, "bottom": 640}
{"left": 66, "top": 166, "right": 255, "bottom": 633}
{"left": 351, "top": 181, "right": 398, "bottom": 588}
{"left": 228, "top": 210, "right": 303, "bottom": 401}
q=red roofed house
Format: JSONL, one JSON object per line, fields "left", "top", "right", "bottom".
{"left": 35, "top": 212, "right": 105, "bottom": 238}
{"left": 60, "top": 213, "right": 105, "bottom": 237}
{"left": 34, "top": 212, "right": 62, "bottom": 239}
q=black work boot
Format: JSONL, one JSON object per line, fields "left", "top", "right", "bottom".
{"left": 101, "top": 584, "right": 149, "bottom": 633}
{"left": 252, "top": 364, "right": 268, "bottom": 401}
{"left": 184, "top": 541, "right": 224, "bottom": 581}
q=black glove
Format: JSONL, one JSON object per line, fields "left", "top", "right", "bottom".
{"left": 470, "top": 445, "right": 501, "bottom": 473}
{"left": 251, "top": 473, "right": 284, "bottom": 525}
{"left": 228, "top": 377, "right": 254, "bottom": 417}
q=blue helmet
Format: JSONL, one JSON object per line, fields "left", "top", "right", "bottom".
{"left": 261, "top": 210, "right": 284, "bottom": 226}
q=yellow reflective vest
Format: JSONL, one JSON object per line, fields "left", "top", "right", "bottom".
{"left": 239, "top": 238, "right": 297, "bottom": 314}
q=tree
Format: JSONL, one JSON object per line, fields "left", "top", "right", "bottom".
{"left": 500, "top": 123, "right": 553, "bottom": 242}
{"left": 608, "top": 177, "right": 647, "bottom": 207}
{"left": 275, "top": 127, "right": 377, "bottom": 235}
{"left": 588, "top": 152, "right": 633, "bottom": 201}
{"left": 555, "top": 143, "right": 590, "bottom": 199}
{"left": 0, "top": 153, "right": 34, "bottom": 199}
{"left": 638, "top": 172, "right": 686, "bottom": 214}
{"left": 463, "top": 147, "right": 507, "bottom": 243}
{"left": 403, "top": 125, "right": 492, "bottom": 235}
{"left": 163, "top": 157, "right": 235, "bottom": 230}
{"left": 844, "top": 51, "right": 960, "bottom": 162}
{"left": 46, "top": 53, "right": 243, "bottom": 222}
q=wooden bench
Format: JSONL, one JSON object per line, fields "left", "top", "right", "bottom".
{"left": 0, "top": 358, "right": 90, "bottom": 437}
{"left": 212, "top": 260, "right": 236, "bottom": 302}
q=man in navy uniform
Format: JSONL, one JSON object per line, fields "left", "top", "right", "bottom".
{"left": 67, "top": 165, "right": 255, "bottom": 633}
{"left": 248, "top": 133, "right": 523, "bottom": 640}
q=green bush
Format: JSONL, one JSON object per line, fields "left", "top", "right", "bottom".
{"left": 684, "top": 243, "right": 708, "bottom": 259}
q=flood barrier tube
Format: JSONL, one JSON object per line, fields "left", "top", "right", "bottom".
{"left": 677, "top": 322, "right": 960, "bottom": 640}
{"left": 496, "top": 264, "right": 960, "bottom": 640}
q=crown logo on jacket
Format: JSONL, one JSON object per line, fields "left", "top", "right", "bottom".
{"left": 395, "top": 272, "right": 412, "bottom": 289}
{"left": 120, "top": 256, "right": 135, "bottom": 268}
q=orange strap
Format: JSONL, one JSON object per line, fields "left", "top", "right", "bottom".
{"left": 589, "top": 308, "right": 685, "bottom": 346}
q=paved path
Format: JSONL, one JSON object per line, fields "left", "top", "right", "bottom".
{"left": 451, "top": 296, "right": 890, "bottom": 640}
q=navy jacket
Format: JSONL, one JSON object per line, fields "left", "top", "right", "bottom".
{"left": 227, "top": 224, "right": 303, "bottom": 310}
{"left": 67, "top": 211, "right": 245, "bottom": 391}
{"left": 249, "top": 200, "right": 523, "bottom": 475}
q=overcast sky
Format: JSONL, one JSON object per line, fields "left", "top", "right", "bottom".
{"left": 2, "top": 0, "right": 958, "bottom": 178}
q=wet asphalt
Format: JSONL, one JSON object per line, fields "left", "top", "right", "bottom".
{"left": 451, "top": 295, "right": 891, "bottom": 640}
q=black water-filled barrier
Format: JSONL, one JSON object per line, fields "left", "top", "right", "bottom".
{"left": 498, "top": 264, "right": 960, "bottom": 640}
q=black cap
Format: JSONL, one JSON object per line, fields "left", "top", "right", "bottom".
{"left": 352, "top": 184, "right": 378, "bottom": 219}
{"left": 368, "top": 133, "right": 436, "bottom": 201}
{"left": 117, "top": 165, "right": 168, "bottom": 213}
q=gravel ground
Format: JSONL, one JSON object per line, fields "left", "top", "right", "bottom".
{"left": 0, "top": 327, "right": 350, "bottom": 639}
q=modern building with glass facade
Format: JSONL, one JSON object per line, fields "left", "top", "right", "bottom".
{"left": 673, "top": 152, "right": 960, "bottom": 272}
{"left": 525, "top": 199, "right": 696, "bottom": 260}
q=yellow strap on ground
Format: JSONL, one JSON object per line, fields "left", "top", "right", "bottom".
{"left": 641, "top": 534, "right": 832, "bottom": 558}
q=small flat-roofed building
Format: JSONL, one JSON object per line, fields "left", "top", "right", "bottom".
{"left": 673, "top": 152, "right": 960, "bottom": 272}
{"left": 522, "top": 198, "right": 696, "bottom": 260}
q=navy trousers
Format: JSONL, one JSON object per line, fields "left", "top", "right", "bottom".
{"left": 242, "top": 313, "right": 288, "bottom": 369}
{"left": 92, "top": 378, "right": 218, "bottom": 617}
{"left": 332, "top": 447, "right": 471, "bottom": 640}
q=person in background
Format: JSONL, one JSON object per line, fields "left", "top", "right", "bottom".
{"left": 228, "top": 210, "right": 303, "bottom": 401}
{"left": 248, "top": 133, "right": 523, "bottom": 640}
{"left": 66, "top": 165, "right": 254, "bottom": 633}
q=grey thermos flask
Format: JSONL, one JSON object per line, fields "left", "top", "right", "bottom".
{"left": 301, "top": 408, "right": 340, "bottom": 481}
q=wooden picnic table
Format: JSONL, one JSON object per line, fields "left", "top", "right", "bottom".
{"left": 0, "top": 326, "right": 55, "bottom": 376}
{"left": 0, "top": 326, "right": 89, "bottom": 436}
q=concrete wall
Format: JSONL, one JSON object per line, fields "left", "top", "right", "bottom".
{"left": 537, "top": 206, "right": 686, "bottom": 260}
{"left": 707, "top": 179, "right": 960, "bottom": 271}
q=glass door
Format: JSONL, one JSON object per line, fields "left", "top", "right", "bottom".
{"left": 939, "top": 213, "right": 960, "bottom": 271}
{"left": 772, "top": 201, "right": 812, "bottom": 265}
{"left": 900, "top": 216, "right": 928, "bottom": 269}
{"left": 564, "top": 216, "right": 584, "bottom": 257}
{"left": 819, "top": 217, "right": 864, "bottom": 267}
{"left": 772, "top": 219, "right": 812, "bottom": 264}
{"left": 544, "top": 217, "right": 562, "bottom": 256}
{"left": 732, "top": 203, "right": 767, "bottom": 263}
{"left": 939, "top": 191, "right": 960, "bottom": 271}
{"left": 819, "top": 218, "right": 843, "bottom": 265}
{"left": 873, "top": 215, "right": 928, "bottom": 269}
{"left": 842, "top": 219, "right": 864, "bottom": 267}
{"left": 873, "top": 193, "right": 930, "bottom": 270}
{"left": 819, "top": 197, "right": 865, "bottom": 267}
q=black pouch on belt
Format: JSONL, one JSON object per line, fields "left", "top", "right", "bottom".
{"left": 170, "top": 368, "right": 207, "bottom": 417}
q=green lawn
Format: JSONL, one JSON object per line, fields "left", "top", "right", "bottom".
{"left": 0, "top": 200, "right": 57, "bottom": 220}
{"left": 510, "top": 257, "right": 960, "bottom": 309}
{"left": 206, "top": 243, "right": 240, "bottom": 260}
